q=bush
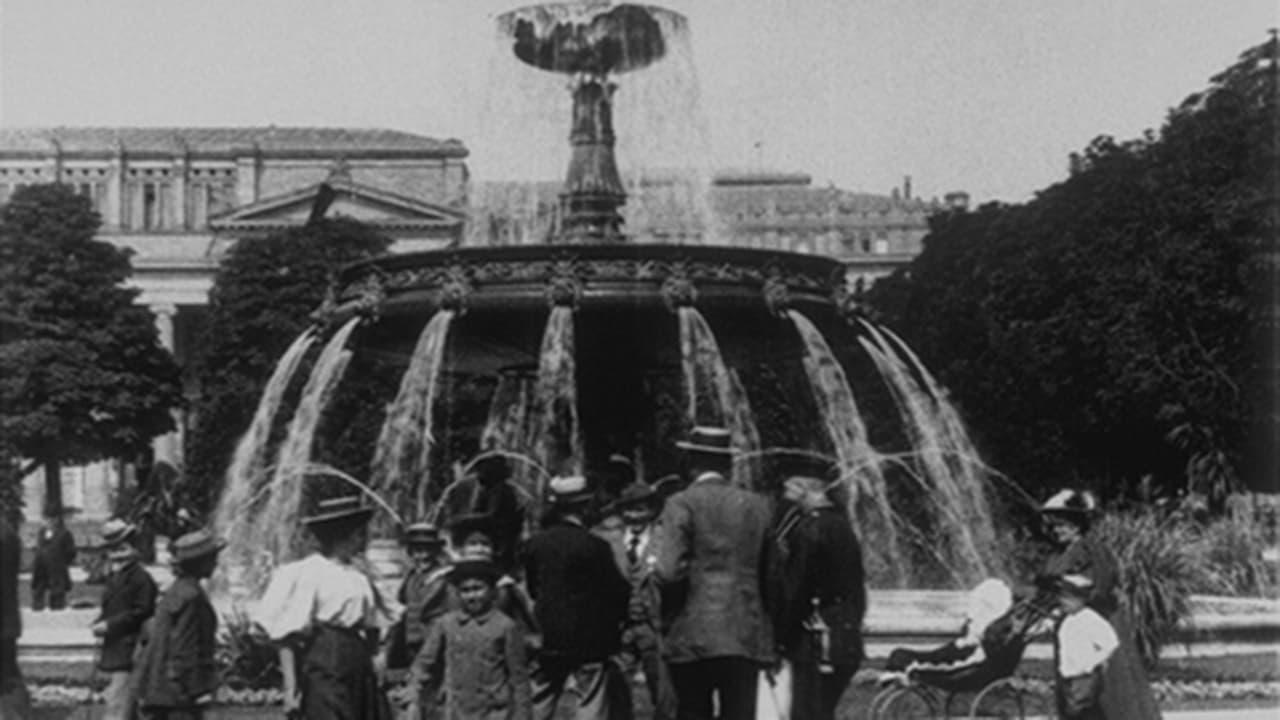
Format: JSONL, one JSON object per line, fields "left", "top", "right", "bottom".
{"left": 1193, "top": 515, "right": 1278, "bottom": 597}
{"left": 217, "top": 607, "right": 281, "bottom": 690}
{"left": 1093, "top": 511, "right": 1215, "bottom": 667}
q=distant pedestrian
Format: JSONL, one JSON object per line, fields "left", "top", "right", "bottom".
{"left": 596, "top": 481, "right": 677, "bottom": 720}
{"left": 93, "top": 519, "right": 158, "bottom": 720}
{"left": 769, "top": 457, "right": 866, "bottom": 720}
{"left": 522, "top": 475, "right": 632, "bottom": 720}
{"left": 255, "top": 495, "right": 391, "bottom": 720}
{"left": 31, "top": 513, "right": 76, "bottom": 611}
{"left": 653, "top": 426, "right": 774, "bottom": 720}
{"left": 400, "top": 546, "right": 533, "bottom": 720}
{"left": 1, "top": 514, "right": 32, "bottom": 718}
{"left": 1052, "top": 574, "right": 1118, "bottom": 720}
{"left": 136, "top": 528, "right": 226, "bottom": 719}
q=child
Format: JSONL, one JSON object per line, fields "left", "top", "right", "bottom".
{"left": 1053, "top": 574, "right": 1119, "bottom": 720}
{"left": 886, "top": 578, "right": 1014, "bottom": 677}
{"left": 136, "top": 528, "right": 226, "bottom": 719}
{"left": 401, "top": 546, "right": 532, "bottom": 720}
{"left": 395, "top": 523, "right": 453, "bottom": 665}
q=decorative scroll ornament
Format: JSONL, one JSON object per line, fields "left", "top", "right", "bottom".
{"left": 437, "top": 262, "right": 473, "bottom": 314}
{"left": 660, "top": 258, "right": 698, "bottom": 311}
{"left": 762, "top": 264, "right": 792, "bottom": 316}
{"left": 545, "top": 254, "right": 586, "bottom": 308}
{"left": 310, "top": 270, "right": 386, "bottom": 329}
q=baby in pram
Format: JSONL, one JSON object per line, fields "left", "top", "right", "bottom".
{"left": 883, "top": 578, "right": 1052, "bottom": 693}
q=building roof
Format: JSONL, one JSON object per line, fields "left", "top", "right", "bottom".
{"left": 0, "top": 126, "right": 468, "bottom": 159}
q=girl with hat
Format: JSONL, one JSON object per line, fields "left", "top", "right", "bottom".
{"left": 1035, "top": 489, "right": 1160, "bottom": 719}
{"left": 136, "top": 528, "right": 226, "bottom": 719}
{"left": 255, "top": 495, "right": 392, "bottom": 720}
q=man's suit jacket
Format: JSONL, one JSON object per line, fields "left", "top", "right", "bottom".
{"left": 96, "top": 561, "right": 157, "bottom": 671}
{"left": 136, "top": 576, "right": 219, "bottom": 708}
{"left": 596, "top": 521, "right": 662, "bottom": 625}
{"left": 653, "top": 473, "right": 774, "bottom": 664}
{"left": 522, "top": 520, "right": 629, "bottom": 662}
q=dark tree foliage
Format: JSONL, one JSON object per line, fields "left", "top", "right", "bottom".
{"left": 0, "top": 183, "right": 184, "bottom": 514}
{"left": 866, "top": 37, "right": 1277, "bottom": 500}
{"left": 184, "top": 218, "right": 391, "bottom": 513}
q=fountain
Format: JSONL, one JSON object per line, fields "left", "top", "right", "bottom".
{"left": 213, "top": 1, "right": 1006, "bottom": 590}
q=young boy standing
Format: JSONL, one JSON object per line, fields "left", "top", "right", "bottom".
{"left": 136, "top": 528, "right": 226, "bottom": 719}
{"left": 402, "top": 546, "right": 532, "bottom": 720}
{"left": 1054, "top": 574, "right": 1119, "bottom": 720}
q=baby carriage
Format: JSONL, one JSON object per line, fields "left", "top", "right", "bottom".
{"left": 871, "top": 580, "right": 1059, "bottom": 719}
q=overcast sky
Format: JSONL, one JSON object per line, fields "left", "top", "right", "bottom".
{"left": 0, "top": 0, "right": 1272, "bottom": 202}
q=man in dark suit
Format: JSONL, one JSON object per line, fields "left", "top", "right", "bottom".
{"left": 653, "top": 426, "right": 774, "bottom": 720}
{"left": 522, "top": 475, "right": 631, "bottom": 720}
{"left": 1, "top": 514, "right": 32, "bottom": 718}
{"left": 93, "top": 519, "right": 158, "bottom": 720}
{"left": 31, "top": 512, "right": 76, "bottom": 611}
{"left": 771, "top": 458, "right": 866, "bottom": 720}
{"left": 597, "top": 482, "right": 677, "bottom": 720}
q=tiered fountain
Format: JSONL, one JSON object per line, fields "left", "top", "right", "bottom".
{"left": 214, "top": 1, "right": 1006, "bottom": 594}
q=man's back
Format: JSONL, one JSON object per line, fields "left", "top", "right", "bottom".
{"left": 522, "top": 522, "right": 628, "bottom": 662}
{"left": 654, "top": 474, "right": 773, "bottom": 663}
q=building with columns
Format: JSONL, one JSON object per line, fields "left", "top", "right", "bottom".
{"left": 1, "top": 125, "right": 958, "bottom": 525}
{"left": 0, "top": 126, "right": 469, "bottom": 523}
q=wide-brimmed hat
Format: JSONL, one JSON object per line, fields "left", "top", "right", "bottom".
{"left": 1040, "top": 489, "right": 1097, "bottom": 517}
{"left": 449, "top": 545, "right": 500, "bottom": 583}
{"left": 652, "top": 474, "right": 684, "bottom": 499}
{"left": 1056, "top": 573, "right": 1095, "bottom": 598}
{"left": 100, "top": 519, "right": 137, "bottom": 547}
{"left": 403, "top": 522, "right": 444, "bottom": 547}
{"left": 612, "top": 482, "right": 661, "bottom": 512}
{"left": 675, "top": 426, "right": 734, "bottom": 456}
{"left": 548, "top": 474, "right": 594, "bottom": 506}
{"left": 301, "top": 495, "right": 375, "bottom": 527}
{"left": 171, "top": 528, "right": 227, "bottom": 563}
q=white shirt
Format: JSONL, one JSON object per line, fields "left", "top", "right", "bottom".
{"left": 1056, "top": 607, "right": 1119, "bottom": 678}
{"left": 254, "top": 553, "right": 382, "bottom": 641}
{"left": 624, "top": 526, "right": 651, "bottom": 563}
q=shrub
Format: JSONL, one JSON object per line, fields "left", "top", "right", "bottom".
{"left": 1193, "top": 515, "right": 1278, "bottom": 597}
{"left": 217, "top": 607, "right": 281, "bottom": 690}
{"left": 1092, "top": 511, "right": 1215, "bottom": 667}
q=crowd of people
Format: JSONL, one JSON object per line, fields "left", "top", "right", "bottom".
{"left": 0, "top": 424, "right": 1160, "bottom": 720}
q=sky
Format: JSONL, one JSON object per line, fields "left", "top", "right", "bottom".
{"left": 0, "top": 0, "right": 1273, "bottom": 203}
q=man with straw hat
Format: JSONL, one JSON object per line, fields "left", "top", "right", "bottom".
{"left": 652, "top": 426, "right": 774, "bottom": 720}
{"left": 522, "top": 474, "right": 631, "bottom": 720}
{"left": 769, "top": 455, "right": 865, "bottom": 720}
{"left": 92, "top": 518, "right": 157, "bottom": 720}
{"left": 137, "top": 528, "right": 227, "bottom": 719}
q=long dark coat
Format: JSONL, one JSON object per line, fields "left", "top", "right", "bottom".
{"left": 96, "top": 561, "right": 158, "bottom": 671}
{"left": 772, "top": 504, "right": 866, "bottom": 668}
{"left": 652, "top": 473, "right": 774, "bottom": 664}
{"left": 522, "top": 519, "right": 629, "bottom": 662}
{"left": 1042, "top": 534, "right": 1161, "bottom": 720}
{"left": 136, "top": 575, "right": 219, "bottom": 709}
{"left": 32, "top": 524, "right": 76, "bottom": 596}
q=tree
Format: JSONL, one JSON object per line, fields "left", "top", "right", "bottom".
{"left": 866, "top": 36, "right": 1277, "bottom": 499}
{"left": 183, "top": 218, "right": 392, "bottom": 513}
{"left": 0, "top": 183, "right": 184, "bottom": 514}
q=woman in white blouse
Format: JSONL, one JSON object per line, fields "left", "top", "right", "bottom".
{"left": 256, "top": 495, "right": 390, "bottom": 720}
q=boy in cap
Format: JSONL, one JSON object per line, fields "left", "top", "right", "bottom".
{"left": 1053, "top": 574, "right": 1118, "bottom": 720}
{"left": 401, "top": 546, "right": 532, "bottom": 720}
{"left": 93, "top": 518, "right": 157, "bottom": 720}
{"left": 137, "top": 528, "right": 226, "bottom": 719}
{"left": 396, "top": 523, "right": 452, "bottom": 663}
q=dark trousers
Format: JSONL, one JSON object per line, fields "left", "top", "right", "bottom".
{"left": 668, "top": 657, "right": 758, "bottom": 720}
{"left": 789, "top": 662, "right": 856, "bottom": 720}
{"left": 0, "top": 638, "right": 31, "bottom": 718}
{"left": 30, "top": 574, "right": 67, "bottom": 611}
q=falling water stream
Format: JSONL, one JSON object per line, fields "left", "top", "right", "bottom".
{"left": 535, "top": 307, "right": 584, "bottom": 488}
{"left": 787, "top": 310, "right": 905, "bottom": 586}
{"left": 677, "top": 306, "right": 762, "bottom": 486}
{"left": 368, "top": 309, "right": 456, "bottom": 528}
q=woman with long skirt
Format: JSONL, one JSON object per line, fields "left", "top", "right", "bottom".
{"left": 256, "top": 495, "right": 391, "bottom": 720}
{"left": 1037, "top": 489, "right": 1162, "bottom": 719}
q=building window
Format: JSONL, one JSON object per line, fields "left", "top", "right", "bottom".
{"left": 874, "top": 232, "right": 889, "bottom": 255}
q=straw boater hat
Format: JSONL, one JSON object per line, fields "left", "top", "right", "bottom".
{"left": 675, "top": 426, "right": 734, "bottom": 456}
{"left": 1040, "top": 489, "right": 1098, "bottom": 518}
{"left": 101, "top": 519, "right": 139, "bottom": 559}
{"left": 301, "top": 495, "right": 375, "bottom": 527}
{"left": 170, "top": 528, "right": 227, "bottom": 564}
{"left": 403, "top": 522, "right": 444, "bottom": 547}
{"left": 449, "top": 544, "right": 500, "bottom": 583}
{"left": 548, "top": 474, "right": 594, "bottom": 507}
{"left": 1056, "top": 573, "right": 1095, "bottom": 597}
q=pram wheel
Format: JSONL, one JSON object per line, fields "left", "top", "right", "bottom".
{"left": 967, "top": 676, "right": 1055, "bottom": 719}
{"left": 870, "top": 685, "right": 937, "bottom": 718}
